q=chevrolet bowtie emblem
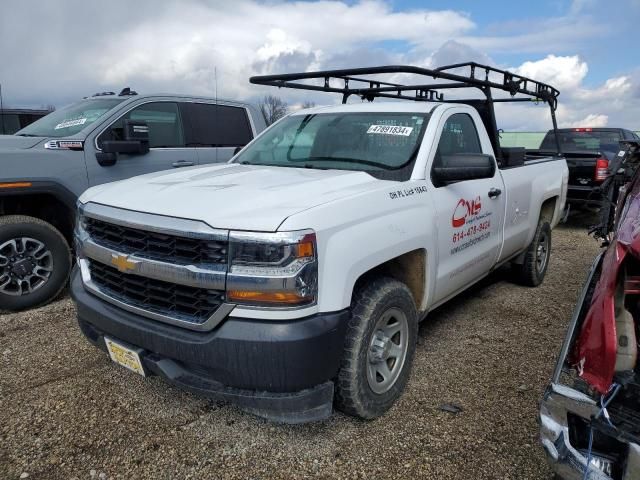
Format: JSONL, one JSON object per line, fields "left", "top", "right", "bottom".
{"left": 110, "top": 254, "right": 138, "bottom": 273}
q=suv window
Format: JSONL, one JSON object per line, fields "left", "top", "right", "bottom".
{"left": 624, "top": 130, "right": 640, "bottom": 141}
{"left": 433, "top": 113, "right": 482, "bottom": 168}
{"left": 0, "top": 114, "right": 21, "bottom": 134}
{"left": 181, "top": 103, "right": 253, "bottom": 147}
{"left": 98, "top": 102, "right": 184, "bottom": 149}
{"left": 540, "top": 130, "right": 622, "bottom": 153}
{"left": 17, "top": 98, "right": 124, "bottom": 138}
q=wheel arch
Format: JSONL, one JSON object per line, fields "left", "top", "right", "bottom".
{"left": 0, "top": 182, "right": 76, "bottom": 244}
{"left": 513, "top": 195, "right": 558, "bottom": 266}
{"left": 539, "top": 195, "right": 560, "bottom": 225}
{"left": 351, "top": 249, "right": 428, "bottom": 314}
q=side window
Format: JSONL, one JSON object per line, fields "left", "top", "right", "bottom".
{"left": 98, "top": 102, "right": 184, "bottom": 149}
{"left": 216, "top": 105, "right": 253, "bottom": 146}
{"left": 434, "top": 113, "right": 482, "bottom": 167}
{"left": 181, "top": 103, "right": 253, "bottom": 147}
{"left": 0, "top": 114, "right": 21, "bottom": 134}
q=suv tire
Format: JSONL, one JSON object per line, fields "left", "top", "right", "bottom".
{"left": 515, "top": 219, "right": 551, "bottom": 287}
{"left": 0, "top": 215, "right": 71, "bottom": 311}
{"left": 335, "top": 277, "right": 418, "bottom": 419}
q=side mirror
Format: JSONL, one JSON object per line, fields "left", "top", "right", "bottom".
{"left": 233, "top": 146, "right": 243, "bottom": 156}
{"left": 432, "top": 153, "right": 495, "bottom": 186}
{"left": 96, "top": 120, "right": 150, "bottom": 166}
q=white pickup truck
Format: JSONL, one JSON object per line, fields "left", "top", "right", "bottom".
{"left": 71, "top": 64, "right": 569, "bottom": 423}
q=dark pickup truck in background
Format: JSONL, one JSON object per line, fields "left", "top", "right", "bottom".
{"left": 537, "top": 128, "right": 640, "bottom": 208}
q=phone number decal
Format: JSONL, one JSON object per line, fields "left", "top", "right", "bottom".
{"left": 452, "top": 220, "right": 491, "bottom": 243}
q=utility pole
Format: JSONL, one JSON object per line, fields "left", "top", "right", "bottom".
{"left": 0, "top": 83, "right": 5, "bottom": 135}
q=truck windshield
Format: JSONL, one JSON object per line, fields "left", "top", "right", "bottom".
{"left": 234, "top": 112, "right": 429, "bottom": 180}
{"left": 15, "top": 98, "right": 125, "bottom": 138}
{"left": 540, "top": 130, "right": 622, "bottom": 153}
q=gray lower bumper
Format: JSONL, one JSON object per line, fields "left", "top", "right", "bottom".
{"left": 540, "top": 383, "right": 608, "bottom": 480}
{"left": 540, "top": 383, "right": 640, "bottom": 480}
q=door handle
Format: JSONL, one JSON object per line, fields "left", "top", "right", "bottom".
{"left": 172, "top": 160, "right": 195, "bottom": 168}
{"left": 488, "top": 187, "right": 502, "bottom": 199}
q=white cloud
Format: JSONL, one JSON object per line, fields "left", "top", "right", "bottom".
{"left": 566, "top": 113, "right": 609, "bottom": 128}
{"left": 0, "top": 1, "right": 457, "bottom": 102}
{"left": 488, "top": 54, "right": 640, "bottom": 130}
{"left": 0, "top": 0, "right": 638, "bottom": 131}
{"left": 514, "top": 55, "right": 588, "bottom": 91}
{"left": 50, "top": 1, "right": 475, "bottom": 99}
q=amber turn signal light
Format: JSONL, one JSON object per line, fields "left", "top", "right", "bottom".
{"left": 227, "top": 290, "right": 310, "bottom": 305}
{"left": 0, "top": 182, "right": 32, "bottom": 189}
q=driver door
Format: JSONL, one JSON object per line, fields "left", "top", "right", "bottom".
{"left": 85, "top": 101, "right": 197, "bottom": 187}
{"left": 429, "top": 110, "right": 506, "bottom": 304}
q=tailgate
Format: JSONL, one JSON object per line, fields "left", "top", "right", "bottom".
{"left": 563, "top": 151, "right": 602, "bottom": 188}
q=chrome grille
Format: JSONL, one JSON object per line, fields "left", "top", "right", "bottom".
{"left": 88, "top": 260, "right": 224, "bottom": 324}
{"left": 84, "top": 216, "right": 228, "bottom": 266}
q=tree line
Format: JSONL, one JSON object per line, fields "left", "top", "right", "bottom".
{"left": 259, "top": 95, "right": 315, "bottom": 125}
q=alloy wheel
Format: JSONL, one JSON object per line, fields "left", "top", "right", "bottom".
{"left": 0, "top": 237, "right": 53, "bottom": 296}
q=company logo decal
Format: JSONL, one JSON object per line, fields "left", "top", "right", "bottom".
{"left": 450, "top": 195, "right": 494, "bottom": 255}
{"left": 452, "top": 197, "right": 482, "bottom": 228}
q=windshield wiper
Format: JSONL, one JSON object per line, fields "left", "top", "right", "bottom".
{"left": 15, "top": 133, "right": 39, "bottom": 137}
{"left": 239, "top": 160, "right": 324, "bottom": 170}
{"left": 295, "top": 156, "right": 396, "bottom": 170}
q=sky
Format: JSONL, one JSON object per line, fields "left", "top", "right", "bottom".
{"left": 1, "top": 0, "right": 639, "bottom": 130}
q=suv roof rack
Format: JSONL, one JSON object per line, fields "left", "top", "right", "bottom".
{"left": 118, "top": 87, "right": 138, "bottom": 96}
{"left": 88, "top": 87, "right": 138, "bottom": 99}
{"left": 250, "top": 63, "right": 562, "bottom": 156}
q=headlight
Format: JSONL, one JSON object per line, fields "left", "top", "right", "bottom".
{"left": 226, "top": 230, "right": 317, "bottom": 307}
{"left": 74, "top": 202, "right": 88, "bottom": 260}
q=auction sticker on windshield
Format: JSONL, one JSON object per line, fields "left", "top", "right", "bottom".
{"left": 105, "top": 337, "right": 145, "bottom": 376}
{"left": 367, "top": 125, "right": 414, "bottom": 136}
{"left": 54, "top": 118, "right": 87, "bottom": 130}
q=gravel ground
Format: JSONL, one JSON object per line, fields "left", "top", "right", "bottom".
{"left": 0, "top": 213, "right": 602, "bottom": 480}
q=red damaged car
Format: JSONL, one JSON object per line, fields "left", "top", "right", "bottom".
{"left": 540, "top": 140, "right": 640, "bottom": 480}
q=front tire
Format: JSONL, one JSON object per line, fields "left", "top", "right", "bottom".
{"left": 515, "top": 220, "right": 551, "bottom": 287}
{"left": 335, "top": 277, "right": 418, "bottom": 419}
{"left": 0, "top": 215, "right": 71, "bottom": 311}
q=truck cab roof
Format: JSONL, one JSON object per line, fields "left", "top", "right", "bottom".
{"left": 297, "top": 102, "right": 440, "bottom": 115}
{"left": 14, "top": 93, "right": 258, "bottom": 140}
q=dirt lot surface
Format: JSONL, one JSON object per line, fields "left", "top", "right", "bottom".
{"left": 0, "top": 214, "right": 602, "bottom": 480}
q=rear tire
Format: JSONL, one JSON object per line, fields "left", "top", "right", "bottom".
{"left": 335, "top": 277, "right": 418, "bottom": 419}
{"left": 0, "top": 215, "right": 71, "bottom": 311}
{"left": 515, "top": 220, "right": 551, "bottom": 287}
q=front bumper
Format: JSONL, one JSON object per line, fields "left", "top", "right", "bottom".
{"left": 540, "top": 383, "right": 640, "bottom": 480}
{"left": 70, "top": 267, "right": 349, "bottom": 423}
{"left": 540, "top": 384, "right": 609, "bottom": 480}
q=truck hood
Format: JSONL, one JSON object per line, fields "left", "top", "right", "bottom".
{"left": 0, "top": 135, "right": 44, "bottom": 150}
{"left": 82, "top": 164, "right": 385, "bottom": 231}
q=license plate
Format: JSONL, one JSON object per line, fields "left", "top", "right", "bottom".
{"left": 105, "top": 337, "right": 145, "bottom": 376}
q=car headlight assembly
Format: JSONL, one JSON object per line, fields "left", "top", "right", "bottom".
{"left": 74, "top": 202, "right": 88, "bottom": 261}
{"left": 226, "top": 230, "right": 318, "bottom": 308}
